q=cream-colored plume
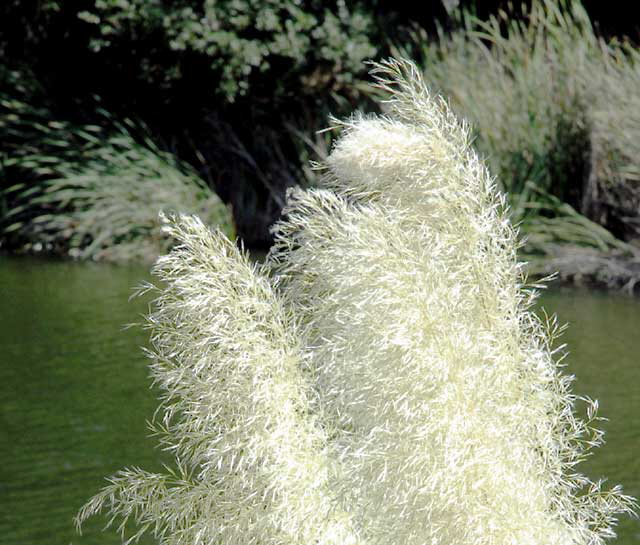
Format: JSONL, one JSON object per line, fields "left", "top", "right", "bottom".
{"left": 76, "top": 214, "right": 361, "bottom": 545}
{"left": 269, "top": 59, "right": 635, "bottom": 545}
{"left": 78, "top": 59, "right": 635, "bottom": 545}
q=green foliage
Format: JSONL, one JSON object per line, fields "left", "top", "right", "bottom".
{"left": 0, "top": 1, "right": 403, "bottom": 245}
{"left": 404, "top": 0, "right": 640, "bottom": 256}
{"left": 1, "top": 96, "right": 233, "bottom": 262}
{"left": 0, "top": 1, "right": 451, "bottom": 246}
{"left": 75, "top": 0, "right": 377, "bottom": 101}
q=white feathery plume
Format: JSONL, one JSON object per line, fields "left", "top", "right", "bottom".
{"left": 76, "top": 213, "right": 362, "bottom": 545}
{"left": 79, "top": 59, "right": 635, "bottom": 545}
{"left": 269, "top": 58, "right": 635, "bottom": 545}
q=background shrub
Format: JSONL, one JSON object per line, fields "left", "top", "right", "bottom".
{"left": 76, "top": 0, "right": 377, "bottom": 102}
{"left": 1, "top": 0, "right": 639, "bottom": 259}
{"left": 0, "top": 1, "right": 452, "bottom": 247}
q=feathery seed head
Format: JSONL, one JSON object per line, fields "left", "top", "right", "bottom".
{"left": 79, "top": 59, "right": 635, "bottom": 545}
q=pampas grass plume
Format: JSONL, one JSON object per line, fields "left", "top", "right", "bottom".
{"left": 78, "top": 59, "right": 636, "bottom": 545}
{"left": 76, "top": 214, "right": 360, "bottom": 545}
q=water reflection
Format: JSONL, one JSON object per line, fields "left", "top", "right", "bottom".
{"left": 538, "top": 287, "right": 640, "bottom": 544}
{"left": 0, "top": 257, "right": 162, "bottom": 544}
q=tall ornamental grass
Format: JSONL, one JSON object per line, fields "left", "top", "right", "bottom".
{"left": 405, "top": 0, "right": 640, "bottom": 264}
{"left": 1, "top": 97, "right": 233, "bottom": 262}
{"left": 78, "top": 60, "right": 636, "bottom": 545}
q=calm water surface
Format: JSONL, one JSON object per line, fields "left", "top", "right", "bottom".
{"left": 1, "top": 256, "right": 639, "bottom": 544}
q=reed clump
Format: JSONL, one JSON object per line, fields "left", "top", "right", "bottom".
{"left": 78, "top": 60, "right": 636, "bottom": 545}
{"left": 407, "top": 0, "right": 640, "bottom": 278}
{"left": 1, "top": 97, "right": 233, "bottom": 262}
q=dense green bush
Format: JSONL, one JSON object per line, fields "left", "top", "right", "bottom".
{"left": 0, "top": 0, "right": 396, "bottom": 109}
{"left": 76, "top": 0, "right": 377, "bottom": 101}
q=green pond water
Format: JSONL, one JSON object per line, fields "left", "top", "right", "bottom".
{"left": 1, "top": 256, "right": 639, "bottom": 544}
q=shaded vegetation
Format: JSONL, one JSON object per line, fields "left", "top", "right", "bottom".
{"left": 0, "top": 1, "right": 449, "bottom": 247}
{"left": 400, "top": 0, "right": 640, "bottom": 289}
{"left": 1, "top": 0, "right": 640, "bottom": 290}
{"left": 0, "top": 95, "right": 232, "bottom": 262}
